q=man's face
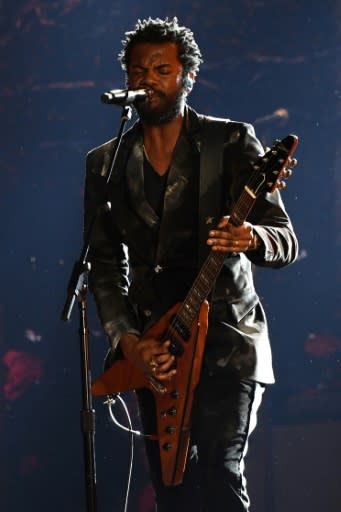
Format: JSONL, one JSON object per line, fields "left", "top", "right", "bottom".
{"left": 127, "top": 41, "right": 187, "bottom": 125}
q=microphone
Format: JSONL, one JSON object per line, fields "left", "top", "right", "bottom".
{"left": 100, "top": 88, "right": 147, "bottom": 106}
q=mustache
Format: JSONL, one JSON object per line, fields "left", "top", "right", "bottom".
{"left": 142, "top": 87, "right": 166, "bottom": 100}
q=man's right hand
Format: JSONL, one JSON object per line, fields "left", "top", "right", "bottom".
{"left": 119, "top": 333, "right": 176, "bottom": 382}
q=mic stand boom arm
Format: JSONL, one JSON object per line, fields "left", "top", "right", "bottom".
{"left": 61, "top": 105, "right": 133, "bottom": 512}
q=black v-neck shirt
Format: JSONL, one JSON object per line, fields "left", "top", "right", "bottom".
{"left": 143, "top": 156, "right": 169, "bottom": 218}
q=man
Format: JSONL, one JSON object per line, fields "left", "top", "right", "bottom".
{"left": 84, "top": 17, "right": 298, "bottom": 512}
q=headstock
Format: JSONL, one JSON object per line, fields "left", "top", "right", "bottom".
{"left": 249, "top": 134, "right": 298, "bottom": 195}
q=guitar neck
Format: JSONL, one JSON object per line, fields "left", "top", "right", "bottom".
{"left": 174, "top": 187, "right": 256, "bottom": 331}
{"left": 169, "top": 132, "right": 298, "bottom": 337}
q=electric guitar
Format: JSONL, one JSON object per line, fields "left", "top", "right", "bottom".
{"left": 91, "top": 134, "right": 298, "bottom": 486}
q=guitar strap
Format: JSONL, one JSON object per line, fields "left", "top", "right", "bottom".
{"left": 197, "top": 115, "right": 229, "bottom": 266}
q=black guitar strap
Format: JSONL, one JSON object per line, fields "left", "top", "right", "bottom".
{"left": 197, "top": 115, "right": 229, "bottom": 266}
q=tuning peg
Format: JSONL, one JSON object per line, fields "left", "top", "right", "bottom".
{"left": 287, "top": 157, "right": 298, "bottom": 168}
{"left": 282, "top": 168, "right": 293, "bottom": 179}
{"left": 277, "top": 181, "right": 287, "bottom": 191}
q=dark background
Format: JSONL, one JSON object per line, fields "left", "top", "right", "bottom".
{"left": 0, "top": 1, "right": 340, "bottom": 511}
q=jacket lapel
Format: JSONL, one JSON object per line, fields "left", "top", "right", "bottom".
{"left": 156, "top": 126, "right": 199, "bottom": 263}
{"left": 125, "top": 135, "right": 159, "bottom": 230}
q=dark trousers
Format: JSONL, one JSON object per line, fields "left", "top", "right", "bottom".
{"left": 137, "top": 373, "right": 265, "bottom": 512}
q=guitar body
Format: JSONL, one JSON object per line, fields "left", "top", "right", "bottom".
{"left": 92, "top": 300, "right": 209, "bottom": 486}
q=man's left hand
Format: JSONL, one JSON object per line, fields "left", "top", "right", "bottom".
{"left": 207, "top": 216, "right": 257, "bottom": 253}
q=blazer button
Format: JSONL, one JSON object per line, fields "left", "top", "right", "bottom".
{"left": 154, "top": 265, "right": 163, "bottom": 273}
{"left": 143, "top": 309, "right": 152, "bottom": 317}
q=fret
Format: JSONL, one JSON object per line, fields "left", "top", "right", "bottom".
{"left": 194, "top": 278, "right": 209, "bottom": 298}
{"left": 176, "top": 310, "right": 192, "bottom": 330}
{"left": 192, "top": 285, "right": 202, "bottom": 297}
{"left": 187, "top": 294, "right": 200, "bottom": 311}
{"left": 184, "top": 302, "right": 194, "bottom": 315}
{"left": 176, "top": 252, "right": 226, "bottom": 329}
{"left": 179, "top": 309, "right": 192, "bottom": 326}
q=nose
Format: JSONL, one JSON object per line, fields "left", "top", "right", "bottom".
{"left": 140, "top": 69, "right": 158, "bottom": 87}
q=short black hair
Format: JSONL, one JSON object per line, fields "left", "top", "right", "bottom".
{"left": 118, "top": 17, "right": 203, "bottom": 76}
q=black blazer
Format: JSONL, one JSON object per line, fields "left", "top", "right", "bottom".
{"left": 84, "top": 106, "right": 298, "bottom": 384}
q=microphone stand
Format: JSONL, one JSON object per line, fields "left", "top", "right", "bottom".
{"left": 61, "top": 105, "right": 133, "bottom": 512}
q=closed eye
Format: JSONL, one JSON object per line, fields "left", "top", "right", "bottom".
{"left": 157, "top": 65, "right": 171, "bottom": 75}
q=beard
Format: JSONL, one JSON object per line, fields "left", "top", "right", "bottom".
{"left": 134, "top": 87, "right": 186, "bottom": 125}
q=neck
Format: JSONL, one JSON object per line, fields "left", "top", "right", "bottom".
{"left": 143, "top": 113, "right": 184, "bottom": 147}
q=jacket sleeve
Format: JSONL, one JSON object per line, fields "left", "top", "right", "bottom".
{"left": 84, "top": 149, "right": 140, "bottom": 348}
{"left": 224, "top": 122, "right": 299, "bottom": 268}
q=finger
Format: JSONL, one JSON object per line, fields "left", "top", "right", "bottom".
{"left": 207, "top": 235, "right": 234, "bottom": 248}
{"left": 210, "top": 240, "right": 247, "bottom": 253}
{"left": 158, "top": 356, "right": 176, "bottom": 371}
{"left": 142, "top": 338, "right": 169, "bottom": 354}
{"left": 214, "top": 222, "right": 253, "bottom": 239}
{"left": 149, "top": 358, "right": 176, "bottom": 378}
{"left": 152, "top": 345, "right": 172, "bottom": 359}
{"left": 211, "top": 243, "right": 237, "bottom": 252}
{"left": 208, "top": 229, "right": 244, "bottom": 244}
{"left": 155, "top": 353, "right": 175, "bottom": 365}
{"left": 153, "top": 367, "right": 177, "bottom": 381}
{"left": 207, "top": 235, "right": 228, "bottom": 247}
{"left": 151, "top": 352, "right": 177, "bottom": 377}
{"left": 217, "top": 216, "right": 230, "bottom": 228}
{"left": 208, "top": 228, "right": 229, "bottom": 239}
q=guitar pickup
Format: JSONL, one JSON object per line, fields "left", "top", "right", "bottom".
{"left": 170, "top": 317, "right": 190, "bottom": 342}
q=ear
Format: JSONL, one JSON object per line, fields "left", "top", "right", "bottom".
{"left": 183, "top": 72, "right": 195, "bottom": 92}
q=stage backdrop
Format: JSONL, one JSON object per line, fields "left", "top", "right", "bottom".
{"left": 0, "top": 1, "right": 340, "bottom": 511}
